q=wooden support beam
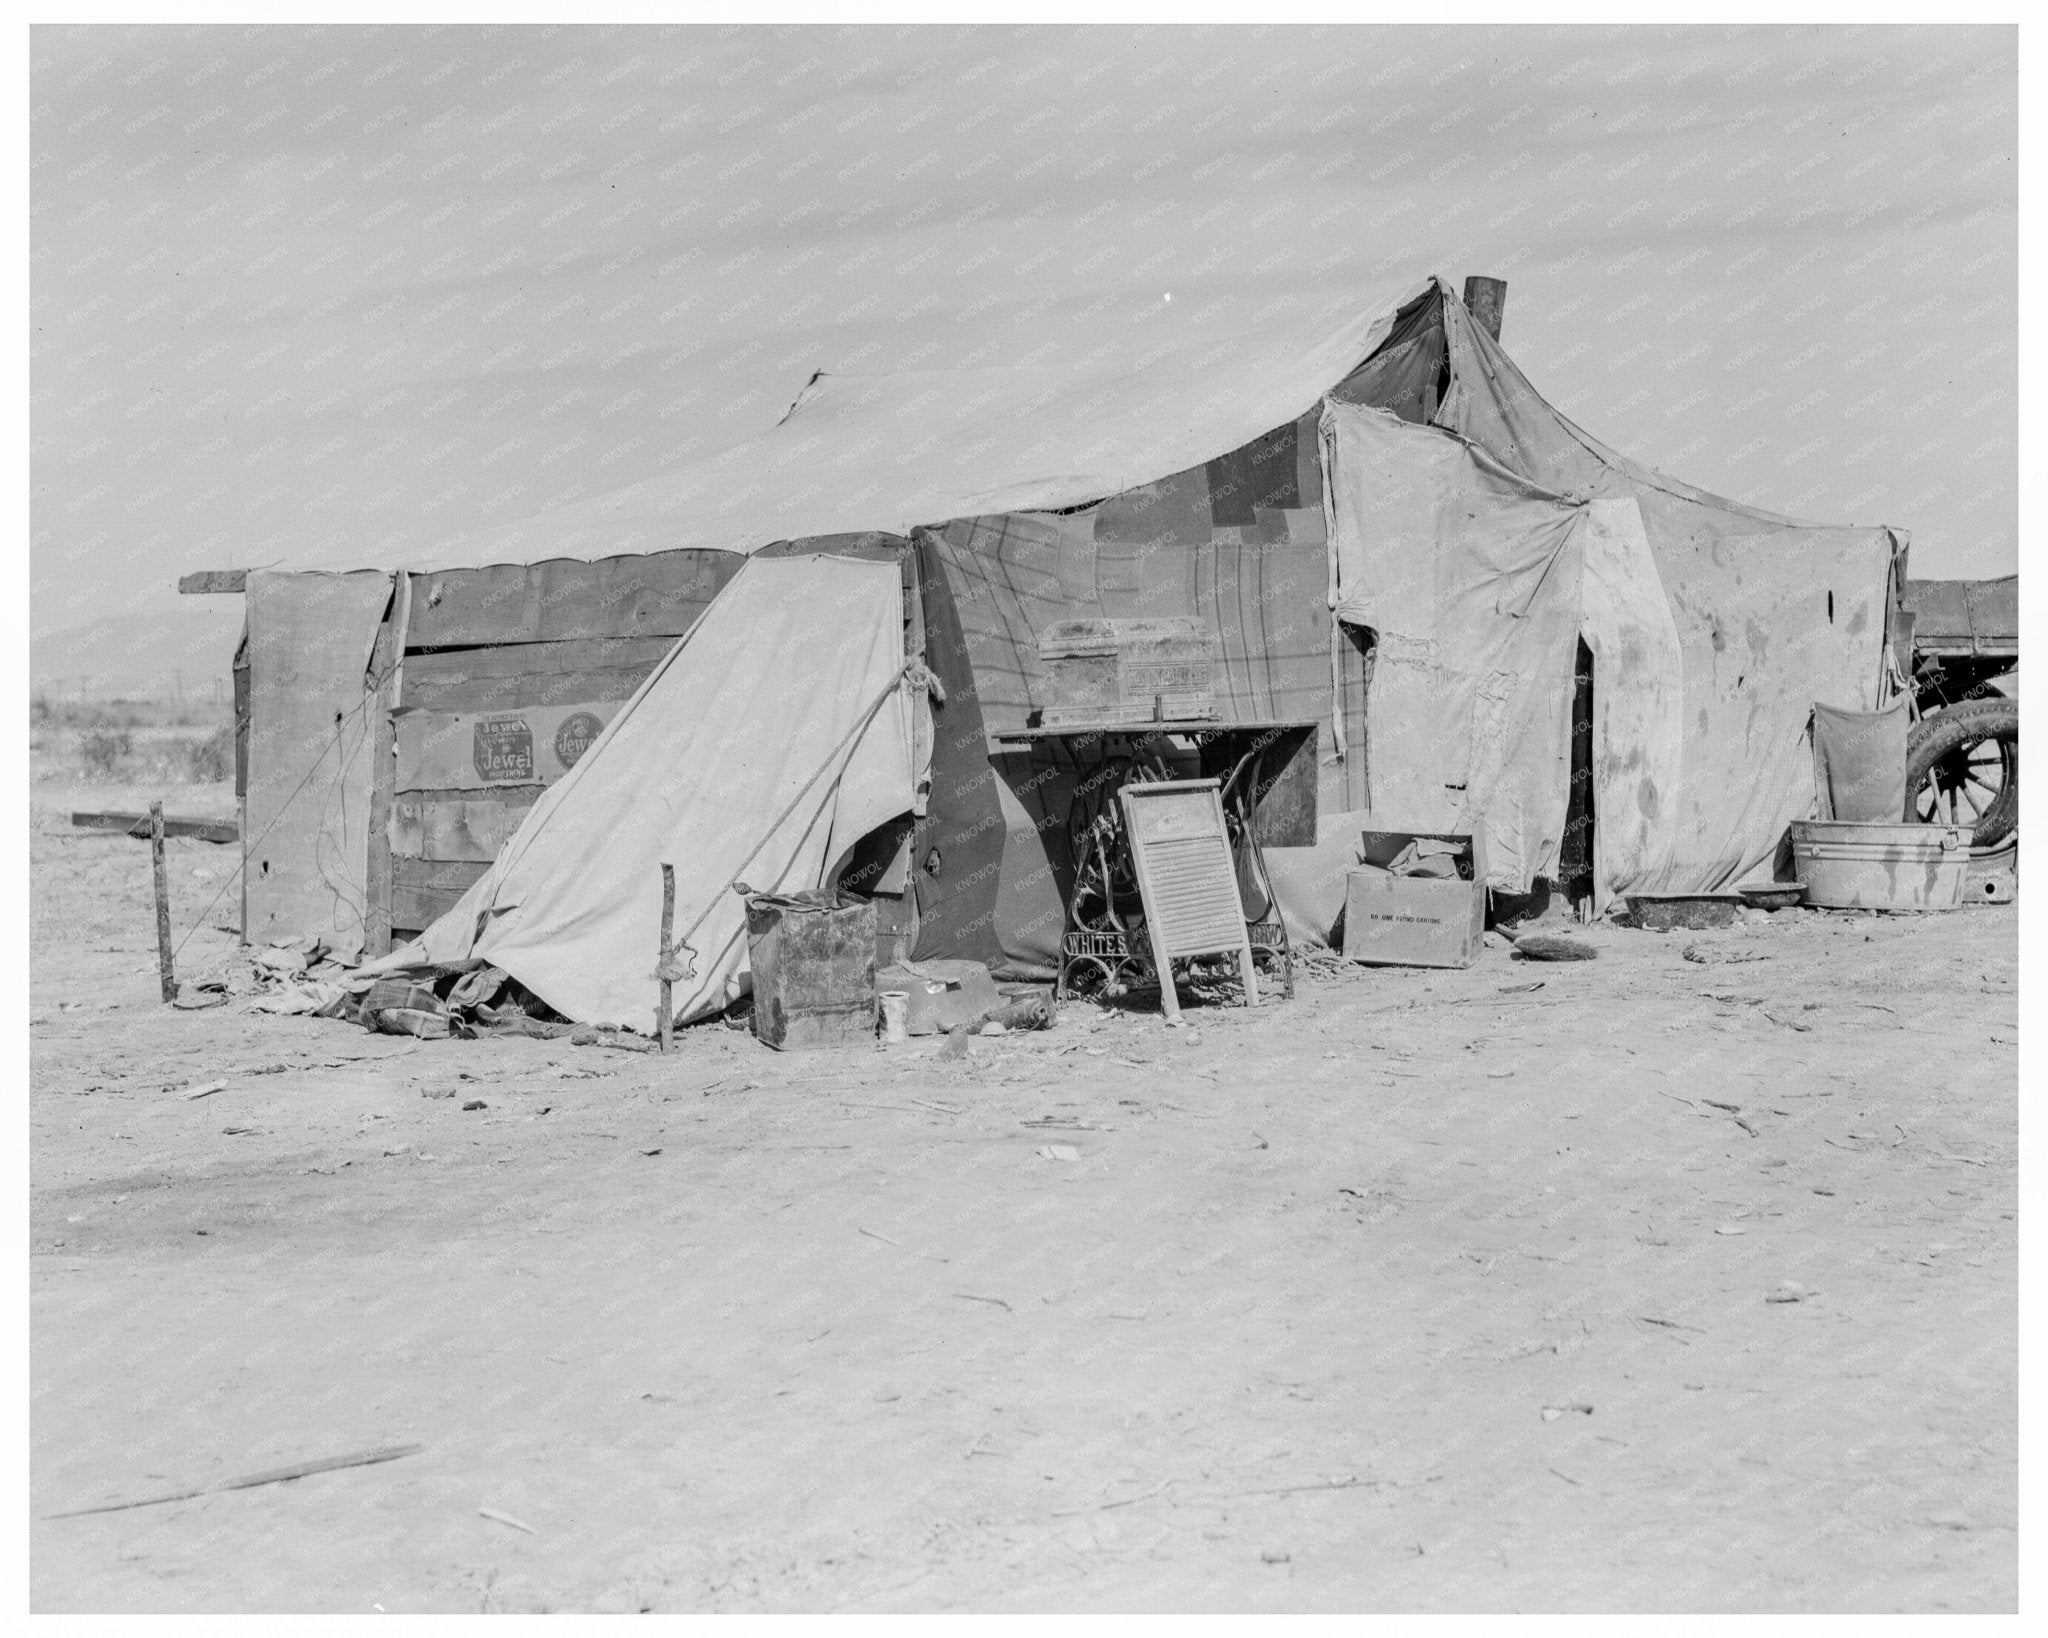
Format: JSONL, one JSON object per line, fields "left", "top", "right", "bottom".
{"left": 364, "top": 599, "right": 401, "bottom": 958}
{"left": 179, "top": 570, "right": 248, "bottom": 595}
{"left": 1462, "top": 276, "right": 1507, "bottom": 344}
{"left": 151, "top": 803, "right": 176, "bottom": 1004}
{"left": 73, "top": 811, "right": 239, "bottom": 843}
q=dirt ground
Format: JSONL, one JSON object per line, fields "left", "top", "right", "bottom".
{"left": 28, "top": 779, "right": 2018, "bottom": 1612}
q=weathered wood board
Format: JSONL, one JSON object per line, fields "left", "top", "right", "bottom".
{"left": 404, "top": 551, "right": 739, "bottom": 649}
{"left": 400, "top": 635, "right": 679, "bottom": 713}
{"left": 179, "top": 569, "right": 249, "bottom": 595}
{"left": 364, "top": 608, "right": 401, "bottom": 958}
{"left": 391, "top": 856, "right": 492, "bottom": 932}
{"left": 394, "top": 702, "right": 621, "bottom": 792}
{"left": 243, "top": 570, "right": 393, "bottom": 959}
{"left": 72, "top": 811, "right": 239, "bottom": 843}
{"left": 389, "top": 787, "right": 543, "bottom": 862}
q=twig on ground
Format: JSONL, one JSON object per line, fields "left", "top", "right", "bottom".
{"left": 48, "top": 1443, "right": 424, "bottom": 1518}
{"left": 1049, "top": 1478, "right": 1177, "bottom": 1517}
{"left": 478, "top": 1506, "right": 535, "bottom": 1534}
{"left": 1220, "top": 1472, "right": 1439, "bottom": 1500}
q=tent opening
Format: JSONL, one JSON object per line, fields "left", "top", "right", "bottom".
{"left": 1341, "top": 621, "right": 1377, "bottom": 784}
{"left": 1559, "top": 637, "right": 1597, "bottom": 913}
{"left": 836, "top": 812, "right": 920, "bottom": 966}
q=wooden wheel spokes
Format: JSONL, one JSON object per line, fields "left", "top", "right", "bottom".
{"left": 1915, "top": 735, "right": 2012, "bottom": 828}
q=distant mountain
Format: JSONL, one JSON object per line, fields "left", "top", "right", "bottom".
{"left": 32, "top": 598, "right": 243, "bottom": 703}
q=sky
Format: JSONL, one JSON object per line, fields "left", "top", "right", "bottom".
{"left": 30, "top": 22, "right": 2018, "bottom": 694}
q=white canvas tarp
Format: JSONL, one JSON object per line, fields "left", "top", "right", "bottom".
{"left": 1321, "top": 404, "right": 1589, "bottom": 894}
{"left": 381, "top": 555, "right": 922, "bottom": 1027}
{"left": 1320, "top": 398, "right": 1895, "bottom": 908}
{"left": 1576, "top": 497, "right": 1686, "bottom": 904}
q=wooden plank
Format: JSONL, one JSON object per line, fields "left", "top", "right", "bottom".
{"left": 234, "top": 629, "right": 249, "bottom": 939}
{"left": 390, "top": 788, "right": 543, "bottom": 862}
{"left": 179, "top": 569, "right": 248, "bottom": 595}
{"left": 364, "top": 602, "right": 400, "bottom": 958}
{"left": 241, "top": 570, "right": 392, "bottom": 958}
{"left": 391, "top": 856, "right": 491, "bottom": 930}
{"left": 405, "top": 551, "right": 740, "bottom": 649}
{"left": 400, "top": 635, "right": 677, "bottom": 713}
{"left": 71, "top": 811, "right": 239, "bottom": 843}
{"left": 1462, "top": 274, "right": 1507, "bottom": 344}
{"left": 394, "top": 702, "right": 621, "bottom": 792}
{"left": 232, "top": 627, "right": 250, "bottom": 797}
{"left": 393, "top": 858, "right": 493, "bottom": 892}
{"left": 392, "top": 885, "right": 472, "bottom": 931}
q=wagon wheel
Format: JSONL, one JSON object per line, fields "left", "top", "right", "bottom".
{"left": 1905, "top": 698, "right": 2018, "bottom": 854}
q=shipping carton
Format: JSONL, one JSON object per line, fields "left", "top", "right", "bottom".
{"left": 1342, "top": 830, "right": 1488, "bottom": 969}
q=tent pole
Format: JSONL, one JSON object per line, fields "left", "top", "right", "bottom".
{"left": 658, "top": 863, "right": 676, "bottom": 1053}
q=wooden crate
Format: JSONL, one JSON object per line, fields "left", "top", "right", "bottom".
{"left": 1036, "top": 617, "right": 1217, "bottom": 727}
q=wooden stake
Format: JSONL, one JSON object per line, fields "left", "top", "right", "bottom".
{"left": 151, "top": 801, "right": 176, "bottom": 1004}
{"left": 658, "top": 862, "right": 676, "bottom": 1053}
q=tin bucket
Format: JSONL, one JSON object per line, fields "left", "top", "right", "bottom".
{"left": 744, "top": 896, "right": 877, "bottom": 1050}
{"left": 1787, "top": 820, "right": 1972, "bottom": 911}
{"left": 878, "top": 991, "right": 910, "bottom": 1044}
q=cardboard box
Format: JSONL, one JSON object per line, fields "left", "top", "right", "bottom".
{"left": 1342, "top": 830, "right": 1488, "bottom": 969}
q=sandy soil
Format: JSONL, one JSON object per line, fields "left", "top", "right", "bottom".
{"left": 29, "top": 783, "right": 2018, "bottom": 1612}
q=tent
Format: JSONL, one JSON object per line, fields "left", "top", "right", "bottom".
{"left": 399, "top": 553, "right": 924, "bottom": 1024}
{"left": 242, "top": 275, "right": 1900, "bottom": 1024}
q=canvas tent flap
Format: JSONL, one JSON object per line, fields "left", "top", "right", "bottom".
{"left": 1320, "top": 402, "right": 1586, "bottom": 892}
{"left": 1423, "top": 286, "right": 1901, "bottom": 893}
{"left": 918, "top": 504, "right": 1341, "bottom": 969}
{"left": 387, "top": 555, "right": 920, "bottom": 1028}
{"left": 1434, "top": 287, "right": 1803, "bottom": 527}
{"left": 1812, "top": 698, "right": 1910, "bottom": 822}
{"left": 1649, "top": 528, "right": 1896, "bottom": 889}
{"left": 1575, "top": 497, "right": 1685, "bottom": 913}
{"left": 242, "top": 570, "right": 394, "bottom": 958}
{"left": 1321, "top": 392, "right": 1897, "bottom": 900}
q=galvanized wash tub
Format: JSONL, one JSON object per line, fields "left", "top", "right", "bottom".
{"left": 1788, "top": 819, "right": 1973, "bottom": 910}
